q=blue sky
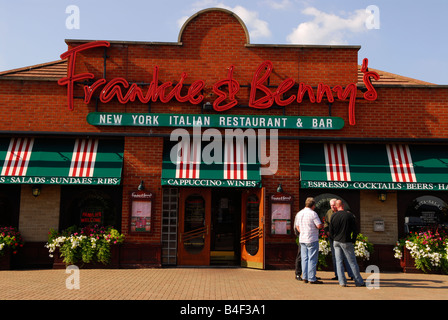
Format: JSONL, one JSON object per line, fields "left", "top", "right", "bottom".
{"left": 0, "top": 0, "right": 447, "bottom": 84}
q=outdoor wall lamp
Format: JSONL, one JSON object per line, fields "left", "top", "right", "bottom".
{"left": 378, "top": 191, "right": 387, "bottom": 202}
{"left": 277, "top": 183, "right": 284, "bottom": 193}
{"left": 202, "top": 102, "right": 213, "bottom": 110}
{"left": 138, "top": 180, "right": 145, "bottom": 191}
{"left": 32, "top": 185, "right": 41, "bottom": 197}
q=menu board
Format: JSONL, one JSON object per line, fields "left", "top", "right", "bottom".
{"left": 130, "top": 191, "right": 153, "bottom": 233}
{"left": 270, "top": 194, "right": 293, "bottom": 235}
{"left": 271, "top": 203, "right": 290, "bottom": 234}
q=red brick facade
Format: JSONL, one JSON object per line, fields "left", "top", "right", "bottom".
{"left": 1, "top": 8, "right": 447, "bottom": 270}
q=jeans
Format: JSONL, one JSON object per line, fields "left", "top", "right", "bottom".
{"left": 333, "top": 241, "right": 365, "bottom": 286}
{"left": 295, "top": 245, "right": 302, "bottom": 276}
{"left": 330, "top": 238, "right": 354, "bottom": 278}
{"left": 300, "top": 241, "right": 319, "bottom": 282}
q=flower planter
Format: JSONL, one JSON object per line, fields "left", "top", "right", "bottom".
{"left": 357, "top": 258, "right": 369, "bottom": 272}
{"left": 400, "top": 247, "right": 423, "bottom": 274}
{"left": 399, "top": 247, "right": 446, "bottom": 274}
{"left": 0, "top": 226, "right": 24, "bottom": 270}
{"left": 395, "top": 227, "right": 448, "bottom": 274}
{"left": 0, "top": 247, "right": 11, "bottom": 270}
{"left": 317, "top": 236, "right": 373, "bottom": 272}
{"left": 47, "top": 225, "right": 124, "bottom": 269}
{"left": 52, "top": 245, "right": 121, "bottom": 269}
{"left": 317, "top": 255, "right": 333, "bottom": 271}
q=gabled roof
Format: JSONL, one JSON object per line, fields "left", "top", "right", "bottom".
{"left": 0, "top": 60, "right": 67, "bottom": 81}
{"left": 357, "top": 65, "right": 436, "bottom": 86}
{"left": 0, "top": 58, "right": 439, "bottom": 87}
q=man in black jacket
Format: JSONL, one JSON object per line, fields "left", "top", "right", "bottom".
{"left": 329, "top": 200, "right": 365, "bottom": 287}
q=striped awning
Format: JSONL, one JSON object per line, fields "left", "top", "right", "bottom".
{"left": 300, "top": 143, "right": 448, "bottom": 190}
{"left": 0, "top": 137, "right": 123, "bottom": 185}
{"left": 161, "top": 138, "right": 261, "bottom": 188}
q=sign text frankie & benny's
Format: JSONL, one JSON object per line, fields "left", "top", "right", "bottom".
{"left": 58, "top": 41, "right": 380, "bottom": 126}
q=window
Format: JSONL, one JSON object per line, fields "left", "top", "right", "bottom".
{"left": 405, "top": 195, "right": 448, "bottom": 233}
{"left": 59, "top": 186, "right": 122, "bottom": 230}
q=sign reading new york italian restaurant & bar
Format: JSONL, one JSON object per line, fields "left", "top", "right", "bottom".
{"left": 87, "top": 113, "right": 344, "bottom": 130}
{"left": 58, "top": 41, "right": 380, "bottom": 128}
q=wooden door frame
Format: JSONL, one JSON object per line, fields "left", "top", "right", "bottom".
{"left": 240, "top": 187, "right": 265, "bottom": 269}
{"left": 178, "top": 188, "right": 211, "bottom": 266}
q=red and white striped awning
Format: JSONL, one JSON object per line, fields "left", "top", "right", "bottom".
{"left": 386, "top": 144, "right": 416, "bottom": 183}
{"left": 323, "top": 143, "right": 351, "bottom": 182}
{"left": 300, "top": 143, "right": 448, "bottom": 190}
{"left": 0, "top": 137, "right": 123, "bottom": 185}
{"left": 175, "top": 139, "right": 201, "bottom": 179}
{"left": 162, "top": 139, "right": 261, "bottom": 188}
{"left": 1, "top": 137, "right": 34, "bottom": 177}
{"left": 69, "top": 139, "right": 99, "bottom": 178}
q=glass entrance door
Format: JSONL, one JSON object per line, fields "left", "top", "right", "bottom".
{"left": 178, "top": 188, "right": 211, "bottom": 265}
{"left": 178, "top": 187, "right": 262, "bottom": 267}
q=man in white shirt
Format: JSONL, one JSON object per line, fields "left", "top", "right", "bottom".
{"left": 295, "top": 197, "right": 324, "bottom": 284}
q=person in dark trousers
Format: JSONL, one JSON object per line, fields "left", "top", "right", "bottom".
{"left": 293, "top": 217, "right": 302, "bottom": 280}
{"left": 329, "top": 200, "right": 365, "bottom": 287}
{"left": 324, "top": 198, "right": 354, "bottom": 280}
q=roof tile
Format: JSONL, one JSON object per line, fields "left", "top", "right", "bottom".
{"left": 0, "top": 59, "right": 437, "bottom": 87}
{"left": 0, "top": 60, "right": 67, "bottom": 80}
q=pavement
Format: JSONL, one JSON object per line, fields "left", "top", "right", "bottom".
{"left": 1, "top": 267, "right": 447, "bottom": 301}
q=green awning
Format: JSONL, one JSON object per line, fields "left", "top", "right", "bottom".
{"left": 300, "top": 143, "right": 448, "bottom": 190}
{"left": 0, "top": 138, "right": 123, "bottom": 185}
{"left": 161, "top": 139, "right": 261, "bottom": 188}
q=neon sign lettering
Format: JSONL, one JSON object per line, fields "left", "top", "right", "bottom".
{"left": 58, "top": 41, "right": 379, "bottom": 126}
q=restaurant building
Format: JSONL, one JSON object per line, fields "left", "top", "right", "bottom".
{"left": 1, "top": 8, "right": 447, "bottom": 270}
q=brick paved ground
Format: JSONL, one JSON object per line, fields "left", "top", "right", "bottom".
{"left": 0, "top": 268, "right": 447, "bottom": 301}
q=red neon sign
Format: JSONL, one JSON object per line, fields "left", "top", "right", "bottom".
{"left": 58, "top": 41, "right": 111, "bottom": 111}
{"left": 58, "top": 41, "right": 379, "bottom": 125}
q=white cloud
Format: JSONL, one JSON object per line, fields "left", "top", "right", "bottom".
{"left": 178, "top": 1, "right": 271, "bottom": 40}
{"left": 231, "top": 5, "right": 271, "bottom": 39}
{"left": 264, "top": 0, "right": 292, "bottom": 10}
{"left": 287, "top": 7, "right": 369, "bottom": 45}
{"left": 177, "top": 16, "right": 189, "bottom": 29}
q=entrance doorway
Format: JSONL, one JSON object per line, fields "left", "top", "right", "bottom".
{"left": 177, "top": 188, "right": 241, "bottom": 266}
{"left": 177, "top": 187, "right": 265, "bottom": 268}
{"left": 210, "top": 189, "right": 241, "bottom": 265}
